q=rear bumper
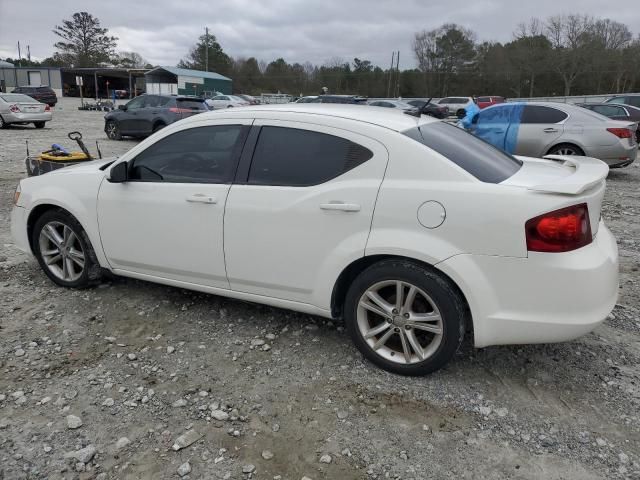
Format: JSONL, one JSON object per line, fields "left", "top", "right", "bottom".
{"left": 3, "top": 112, "right": 52, "bottom": 123}
{"left": 590, "top": 144, "right": 637, "bottom": 167}
{"left": 436, "top": 221, "right": 619, "bottom": 348}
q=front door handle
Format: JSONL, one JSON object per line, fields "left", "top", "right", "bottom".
{"left": 320, "top": 202, "right": 361, "bottom": 212}
{"left": 186, "top": 194, "right": 217, "bottom": 204}
{"left": 543, "top": 128, "right": 559, "bottom": 133}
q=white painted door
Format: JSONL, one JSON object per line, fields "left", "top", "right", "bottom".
{"left": 97, "top": 122, "right": 250, "bottom": 287}
{"left": 224, "top": 120, "right": 388, "bottom": 306}
{"left": 28, "top": 71, "right": 41, "bottom": 86}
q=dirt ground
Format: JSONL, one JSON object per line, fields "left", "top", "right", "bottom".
{"left": 0, "top": 98, "right": 639, "bottom": 480}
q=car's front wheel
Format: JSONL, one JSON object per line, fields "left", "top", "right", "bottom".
{"left": 344, "top": 260, "right": 466, "bottom": 376}
{"left": 32, "top": 209, "right": 102, "bottom": 288}
{"left": 105, "top": 120, "right": 122, "bottom": 140}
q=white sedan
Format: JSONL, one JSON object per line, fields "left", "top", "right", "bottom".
{"left": 11, "top": 104, "right": 618, "bottom": 375}
{"left": 205, "top": 95, "right": 248, "bottom": 110}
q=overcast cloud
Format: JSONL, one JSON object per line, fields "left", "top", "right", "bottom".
{"left": 1, "top": 0, "right": 638, "bottom": 69}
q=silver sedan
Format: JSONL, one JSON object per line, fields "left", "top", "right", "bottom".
{"left": 471, "top": 102, "right": 638, "bottom": 168}
{"left": 0, "top": 93, "right": 52, "bottom": 129}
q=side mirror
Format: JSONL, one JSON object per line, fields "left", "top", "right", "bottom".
{"left": 108, "top": 162, "right": 128, "bottom": 183}
{"left": 118, "top": 105, "right": 127, "bottom": 111}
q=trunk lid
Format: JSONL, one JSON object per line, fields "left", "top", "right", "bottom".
{"left": 17, "top": 101, "right": 46, "bottom": 113}
{"left": 503, "top": 155, "right": 609, "bottom": 234}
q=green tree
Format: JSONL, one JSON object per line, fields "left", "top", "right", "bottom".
{"left": 178, "top": 32, "right": 232, "bottom": 76}
{"left": 52, "top": 12, "right": 117, "bottom": 67}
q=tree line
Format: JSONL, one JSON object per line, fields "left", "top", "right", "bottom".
{"left": 5, "top": 12, "right": 640, "bottom": 98}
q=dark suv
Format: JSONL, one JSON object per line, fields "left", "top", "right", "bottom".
{"left": 104, "top": 94, "right": 208, "bottom": 140}
{"left": 311, "top": 95, "right": 367, "bottom": 104}
{"left": 12, "top": 86, "right": 57, "bottom": 106}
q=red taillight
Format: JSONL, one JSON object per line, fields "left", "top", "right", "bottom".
{"left": 169, "top": 107, "right": 193, "bottom": 113}
{"left": 9, "top": 104, "right": 20, "bottom": 113}
{"left": 44, "top": 104, "right": 51, "bottom": 112}
{"left": 525, "top": 203, "right": 592, "bottom": 253}
{"left": 607, "top": 127, "right": 632, "bottom": 139}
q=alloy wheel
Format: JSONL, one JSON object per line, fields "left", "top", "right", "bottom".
{"left": 38, "top": 221, "right": 86, "bottom": 282}
{"left": 356, "top": 280, "right": 443, "bottom": 365}
{"left": 106, "top": 122, "right": 118, "bottom": 139}
{"left": 553, "top": 147, "right": 578, "bottom": 155}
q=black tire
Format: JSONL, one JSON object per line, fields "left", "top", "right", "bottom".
{"left": 0, "top": 115, "right": 7, "bottom": 129}
{"left": 344, "top": 259, "right": 466, "bottom": 376}
{"left": 152, "top": 122, "right": 166, "bottom": 133}
{"left": 546, "top": 143, "right": 585, "bottom": 156}
{"left": 34, "top": 121, "right": 45, "bottom": 129}
{"left": 105, "top": 120, "right": 122, "bottom": 140}
{"left": 32, "top": 209, "right": 102, "bottom": 288}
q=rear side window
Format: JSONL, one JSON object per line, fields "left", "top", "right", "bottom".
{"left": 477, "top": 97, "right": 490, "bottom": 102}
{"left": 521, "top": 105, "right": 568, "bottom": 124}
{"left": 403, "top": 122, "right": 522, "bottom": 183}
{"left": 626, "top": 96, "right": 640, "bottom": 107}
{"left": 592, "top": 105, "right": 625, "bottom": 117}
{"left": 176, "top": 99, "right": 206, "bottom": 110}
{"left": 248, "top": 126, "right": 373, "bottom": 186}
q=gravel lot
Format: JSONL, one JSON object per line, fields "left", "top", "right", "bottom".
{"left": 1, "top": 98, "right": 639, "bottom": 480}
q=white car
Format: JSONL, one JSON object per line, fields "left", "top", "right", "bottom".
{"left": 205, "top": 95, "right": 248, "bottom": 110}
{"left": 437, "top": 96, "right": 475, "bottom": 117}
{"left": 11, "top": 105, "right": 618, "bottom": 375}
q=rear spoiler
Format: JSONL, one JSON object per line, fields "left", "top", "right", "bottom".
{"left": 517, "top": 155, "right": 609, "bottom": 195}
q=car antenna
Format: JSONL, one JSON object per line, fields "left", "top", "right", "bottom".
{"left": 404, "top": 96, "right": 434, "bottom": 118}
{"left": 96, "top": 140, "right": 103, "bottom": 159}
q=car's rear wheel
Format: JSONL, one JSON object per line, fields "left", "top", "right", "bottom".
{"left": 34, "top": 121, "right": 45, "bottom": 129}
{"left": 344, "top": 260, "right": 466, "bottom": 376}
{"left": 547, "top": 143, "right": 584, "bottom": 156}
{"left": 0, "top": 116, "right": 7, "bottom": 129}
{"left": 32, "top": 209, "right": 102, "bottom": 288}
{"left": 105, "top": 120, "right": 122, "bottom": 140}
{"left": 152, "top": 122, "right": 166, "bottom": 133}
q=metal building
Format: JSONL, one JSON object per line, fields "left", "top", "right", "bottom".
{"left": 0, "top": 63, "right": 64, "bottom": 96}
{"left": 145, "top": 66, "right": 232, "bottom": 96}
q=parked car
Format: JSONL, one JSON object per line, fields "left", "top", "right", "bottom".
{"left": 0, "top": 93, "right": 52, "bottom": 128}
{"left": 205, "top": 95, "right": 248, "bottom": 109}
{"left": 437, "top": 96, "right": 474, "bottom": 117}
{"left": 368, "top": 99, "right": 416, "bottom": 110}
{"left": 11, "top": 104, "right": 618, "bottom": 376}
{"left": 11, "top": 85, "right": 57, "bottom": 106}
{"left": 236, "top": 94, "right": 260, "bottom": 105}
{"left": 476, "top": 96, "right": 505, "bottom": 109}
{"left": 605, "top": 94, "right": 640, "bottom": 109}
{"left": 104, "top": 94, "right": 207, "bottom": 140}
{"left": 578, "top": 103, "right": 640, "bottom": 142}
{"left": 470, "top": 102, "right": 638, "bottom": 168}
{"left": 311, "top": 95, "right": 367, "bottom": 104}
{"left": 406, "top": 99, "right": 449, "bottom": 119}
{"left": 295, "top": 96, "right": 318, "bottom": 103}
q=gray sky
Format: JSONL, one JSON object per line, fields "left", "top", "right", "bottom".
{"left": 0, "top": 0, "right": 638, "bottom": 69}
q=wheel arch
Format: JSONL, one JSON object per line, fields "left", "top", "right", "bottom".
{"left": 545, "top": 142, "right": 585, "bottom": 156}
{"left": 27, "top": 204, "right": 76, "bottom": 253}
{"left": 330, "top": 254, "right": 473, "bottom": 337}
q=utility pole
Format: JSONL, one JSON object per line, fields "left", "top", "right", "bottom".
{"left": 386, "top": 51, "right": 395, "bottom": 98}
{"left": 395, "top": 51, "right": 401, "bottom": 98}
{"left": 205, "top": 27, "right": 209, "bottom": 72}
{"left": 27, "top": 45, "right": 31, "bottom": 62}
{"left": 17, "top": 41, "right": 22, "bottom": 67}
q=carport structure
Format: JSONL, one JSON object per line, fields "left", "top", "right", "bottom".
{"left": 61, "top": 67, "right": 147, "bottom": 100}
{"left": 145, "top": 66, "right": 232, "bottom": 96}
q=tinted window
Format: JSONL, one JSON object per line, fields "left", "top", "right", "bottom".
{"left": 521, "top": 105, "right": 568, "bottom": 124}
{"left": 626, "top": 96, "right": 640, "bottom": 107}
{"left": 126, "top": 96, "right": 146, "bottom": 110}
{"left": 477, "top": 97, "right": 490, "bottom": 102}
{"left": 176, "top": 99, "right": 207, "bottom": 110}
{"left": 130, "top": 125, "right": 243, "bottom": 183}
{"left": 248, "top": 126, "right": 373, "bottom": 186}
{"left": 403, "top": 122, "right": 522, "bottom": 183}
{"left": 439, "top": 97, "right": 468, "bottom": 104}
{"left": 592, "top": 105, "right": 626, "bottom": 117}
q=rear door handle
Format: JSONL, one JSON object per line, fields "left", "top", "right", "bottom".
{"left": 320, "top": 202, "right": 361, "bottom": 212}
{"left": 186, "top": 194, "right": 217, "bottom": 204}
{"left": 543, "top": 128, "right": 559, "bottom": 133}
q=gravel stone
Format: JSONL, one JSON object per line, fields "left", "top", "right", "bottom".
{"left": 177, "top": 461, "right": 191, "bottom": 477}
{"left": 66, "top": 415, "right": 83, "bottom": 429}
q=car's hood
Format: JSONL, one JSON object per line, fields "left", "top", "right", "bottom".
{"left": 43, "top": 157, "right": 116, "bottom": 176}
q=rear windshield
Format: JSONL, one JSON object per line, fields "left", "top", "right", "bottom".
{"left": 176, "top": 99, "right": 207, "bottom": 110}
{"left": 403, "top": 122, "right": 522, "bottom": 183}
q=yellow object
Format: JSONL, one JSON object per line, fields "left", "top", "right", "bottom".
{"left": 38, "top": 151, "right": 90, "bottom": 162}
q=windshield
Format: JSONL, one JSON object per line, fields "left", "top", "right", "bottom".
{"left": 403, "top": 122, "right": 522, "bottom": 183}
{"left": 0, "top": 94, "right": 38, "bottom": 103}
